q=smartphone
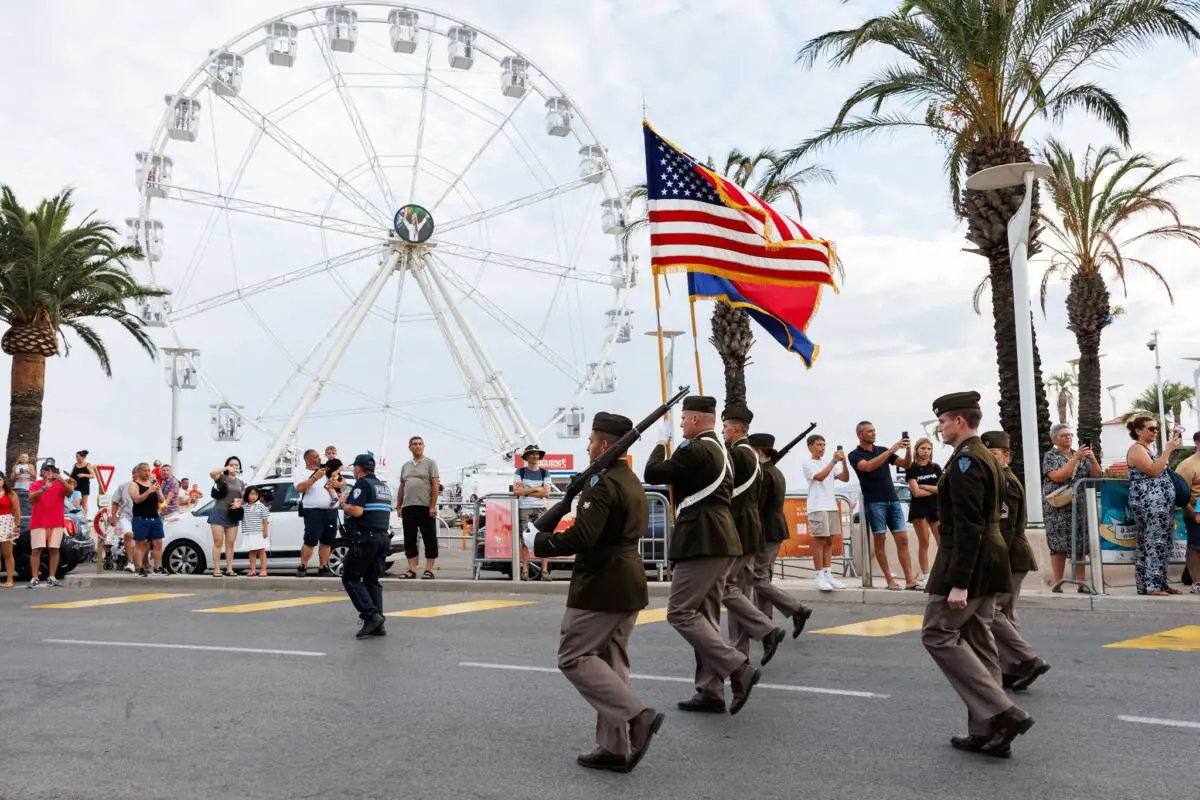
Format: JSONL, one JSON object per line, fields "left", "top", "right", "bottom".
{"left": 836, "top": 445, "right": 844, "bottom": 452}
{"left": 901, "top": 431, "right": 909, "bottom": 440}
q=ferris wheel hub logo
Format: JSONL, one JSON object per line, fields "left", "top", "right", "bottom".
{"left": 394, "top": 204, "right": 434, "bottom": 243}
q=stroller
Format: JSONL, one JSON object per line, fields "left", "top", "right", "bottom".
{"left": 99, "top": 518, "right": 130, "bottom": 572}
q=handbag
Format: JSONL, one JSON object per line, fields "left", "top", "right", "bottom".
{"left": 1045, "top": 484, "right": 1074, "bottom": 508}
{"left": 211, "top": 480, "right": 228, "bottom": 500}
{"left": 226, "top": 505, "right": 245, "bottom": 524}
{"left": 1165, "top": 467, "right": 1192, "bottom": 508}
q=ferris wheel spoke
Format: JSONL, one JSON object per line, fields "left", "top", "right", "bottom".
{"left": 409, "top": 37, "right": 434, "bottom": 202}
{"left": 436, "top": 241, "right": 610, "bottom": 286}
{"left": 433, "top": 255, "right": 585, "bottom": 383}
{"left": 309, "top": 22, "right": 395, "bottom": 212}
{"left": 171, "top": 244, "right": 379, "bottom": 321}
{"left": 377, "top": 267, "right": 408, "bottom": 462}
{"left": 165, "top": 184, "right": 386, "bottom": 240}
{"left": 215, "top": 93, "right": 387, "bottom": 224}
{"left": 428, "top": 89, "right": 531, "bottom": 214}
{"left": 437, "top": 178, "right": 595, "bottom": 235}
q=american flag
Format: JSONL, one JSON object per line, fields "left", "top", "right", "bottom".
{"left": 643, "top": 122, "right": 835, "bottom": 287}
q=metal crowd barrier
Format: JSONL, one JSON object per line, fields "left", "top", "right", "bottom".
{"left": 1060, "top": 476, "right": 1122, "bottom": 595}
{"left": 772, "top": 494, "right": 859, "bottom": 581}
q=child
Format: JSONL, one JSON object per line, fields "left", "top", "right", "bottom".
{"left": 240, "top": 487, "right": 271, "bottom": 577}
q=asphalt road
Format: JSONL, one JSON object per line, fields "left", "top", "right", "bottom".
{"left": 0, "top": 583, "right": 1195, "bottom": 800}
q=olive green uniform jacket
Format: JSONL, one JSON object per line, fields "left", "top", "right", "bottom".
{"left": 644, "top": 431, "right": 742, "bottom": 562}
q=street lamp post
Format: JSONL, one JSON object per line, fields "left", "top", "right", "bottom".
{"left": 644, "top": 329, "right": 685, "bottom": 398}
{"left": 965, "top": 161, "right": 1051, "bottom": 524}
{"left": 1105, "top": 383, "right": 1124, "bottom": 419}
{"left": 1185, "top": 357, "right": 1200, "bottom": 435}
{"left": 163, "top": 347, "right": 200, "bottom": 471}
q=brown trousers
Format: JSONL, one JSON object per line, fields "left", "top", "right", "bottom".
{"left": 993, "top": 571, "right": 1038, "bottom": 667}
{"left": 558, "top": 607, "right": 647, "bottom": 756}
{"left": 668, "top": 557, "right": 748, "bottom": 700}
{"left": 724, "top": 554, "right": 777, "bottom": 659}
{"left": 921, "top": 594, "right": 1017, "bottom": 735}
{"left": 752, "top": 546, "right": 805, "bottom": 620}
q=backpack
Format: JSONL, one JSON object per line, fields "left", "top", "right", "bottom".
{"left": 1166, "top": 467, "right": 1192, "bottom": 508}
{"left": 517, "top": 467, "right": 548, "bottom": 483}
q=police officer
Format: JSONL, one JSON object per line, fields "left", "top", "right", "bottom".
{"left": 644, "top": 395, "right": 760, "bottom": 716}
{"left": 922, "top": 392, "right": 1031, "bottom": 758}
{"left": 748, "top": 433, "right": 813, "bottom": 636}
{"left": 340, "top": 452, "right": 394, "bottom": 639}
{"left": 521, "top": 412, "right": 664, "bottom": 773}
{"left": 981, "top": 430, "right": 1050, "bottom": 691}
{"left": 718, "top": 405, "right": 786, "bottom": 667}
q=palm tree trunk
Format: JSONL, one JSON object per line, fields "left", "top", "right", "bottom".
{"left": 1068, "top": 271, "right": 1110, "bottom": 461}
{"left": 965, "top": 137, "right": 1053, "bottom": 484}
{"left": 6, "top": 353, "right": 47, "bottom": 468}
{"left": 1057, "top": 393, "right": 1068, "bottom": 424}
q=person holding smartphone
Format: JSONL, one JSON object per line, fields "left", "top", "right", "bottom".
{"left": 207, "top": 457, "right": 246, "bottom": 577}
{"left": 1125, "top": 416, "right": 1183, "bottom": 595}
{"left": 849, "top": 422, "right": 918, "bottom": 590}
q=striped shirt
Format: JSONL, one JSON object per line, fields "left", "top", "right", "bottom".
{"left": 240, "top": 501, "right": 270, "bottom": 537}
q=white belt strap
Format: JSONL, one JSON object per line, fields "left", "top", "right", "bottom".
{"left": 731, "top": 441, "right": 761, "bottom": 498}
{"left": 678, "top": 435, "right": 732, "bottom": 512}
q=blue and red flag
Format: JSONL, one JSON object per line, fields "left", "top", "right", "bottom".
{"left": 643, "top": 122, "right": 836, "bottom": 366}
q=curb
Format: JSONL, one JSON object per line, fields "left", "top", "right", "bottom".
{"left": 61, "top": 574, "right": 1200, "bottom": 614}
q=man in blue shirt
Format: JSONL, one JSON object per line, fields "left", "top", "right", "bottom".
{"left": 848, "top": 421, "right": 918, "bottom": 590}
{"left": 340, "top": 452, "right": 394, "bottom": 639}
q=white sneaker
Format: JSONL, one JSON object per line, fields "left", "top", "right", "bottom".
{"left": 829, "top": 577, "right": 847, "bottom": 590}
{"left": 46, "top": 576, "right": 61, "bottom": 587}
{"left": 814, "top": 575, "right": 834, "bottom": 592}
{"left": 27, "top": 578, "right": 41, "bottom": 589}
{"left": 124, "top": 563, "right": 136, "bottom": 573}
{"left": 917, "top": 573, "right": 930, "bottom": 584}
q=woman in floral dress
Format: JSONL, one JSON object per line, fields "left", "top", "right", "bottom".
{"left": 1042, "top": 423, "right": 1101, "bottom": 591}
{"left": 1125, "top": 414, "right": 1183, "bottom": 596}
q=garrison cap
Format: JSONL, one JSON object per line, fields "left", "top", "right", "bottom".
{"left": 682, "top": 395, "right": 717, "bottom": 414}
{"left": 592, "top": 412, "right": 633, "bottom": 437}
{"left": 722, "top": 403, "right": 754, "bottom": 424}
{"left": 351, "top": 451, "right": 376, "bottom": 469}
{"left": 932, "top": 390, "right": 982, "bottom": 417}
{"left": 981, "top": 430, "right": 1011, "bottom": 450}
{"left": 747, "top": 433, "right": 775, "bottom": 449}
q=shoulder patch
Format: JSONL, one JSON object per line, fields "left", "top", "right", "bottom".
{"left": 351, "top": 487, "right": 362, "bottom": 498}
{"left": 588, "top": 475, "right": 600, "bottom": 488}
{"left": 957, "top": 456, "right": 973, "bottom": 473}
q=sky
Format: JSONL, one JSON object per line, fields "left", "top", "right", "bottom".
{"left": 2, "top": 0, "right": 1199, "bottom": 493}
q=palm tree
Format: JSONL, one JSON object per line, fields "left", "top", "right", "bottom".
{"left": 1129, "top": 382, "right": 1197, "bottom": 427}
{"left": 1047, "top": 371, "right": 1077, "bottom": 424}
{"left": 793, "top": 0, "right": 1200, "bottom": 481}
{"left": 1037, "top": 139, "right": 1200, "bottom": 456}
{"left": 0, "top": 186, "right": 166, "bottom": 466}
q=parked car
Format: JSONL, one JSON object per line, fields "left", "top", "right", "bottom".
{"left": 160, "top": 476, "right": 404, "bottom": 576}
{"left": 10, "top": 490, "right": 93, "bottom": 581}
{"left": 473, "top": 485, "right": 670, "bottom": 579}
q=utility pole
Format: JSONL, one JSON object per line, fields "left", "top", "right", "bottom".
{"left": 163, "top": 347, "right": 200, "bottom": 472}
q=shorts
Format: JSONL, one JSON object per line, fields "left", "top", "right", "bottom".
{"left": 31, "top": 527, "right": 65, "bottom": 550}
{"left": 1186, "top": 511, "right": 1200, "bottom": 552}
{"left": 302, "top": 508, "right": 339, "bottom": 548}
{"left": 401, "top": 505, "right": 438, "bottom": 560}
{"left": 132, "top": 517, "right": 164, "bottom": 542}
{"left": 0, "top": 515, "right": 14, "bottom": 543}
{"left": 866, "top": 501, "right": 907, "bottom": 534}
{"left": 118, "top": 518, "right": 134, "bottom": 536}
{"left": 518, "top": 507, "right": 545, "bottom": 546}
{"left": 909, "top": 504, "right": 939, "bottom": 523}
{"left": 807, "top": 510, "right": 839, "bottom": 538}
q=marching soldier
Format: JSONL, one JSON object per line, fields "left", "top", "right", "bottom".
{"left": 644, "top": 395, "right": 761, "bottom": 716}
{"left": 339, "top": 452, "right": 393, "bottom": 639}
{"left": 921, "top": 392, "right": 1032, "bottom": 758}
{"left": 718, "top": 405, "right": 786, "bottom": 667}
{"left": 523, "top": 412, "right": 664, "bottom": 773}
{"left": 748, "top": 433, "right": 813, "bottom": 636}
{"left": 981, "top": 430, "right": 1051, "bottom": 691}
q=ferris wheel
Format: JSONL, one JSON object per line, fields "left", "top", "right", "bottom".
{"left": 130, "top": 2, "right": 636, "bottom": 480}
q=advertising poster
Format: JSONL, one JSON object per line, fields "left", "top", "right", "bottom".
{"left": 483, "top": 498, "right": 575, "bottom": 560}
{"left": 776, "top": 496, "right": 846, "bottom": 559}
{"left": 1097, "top": 482, "right": 1188, "bottom": 564}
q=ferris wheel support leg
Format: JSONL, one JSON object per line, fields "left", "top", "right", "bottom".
{"left": 378, "top": 267, "right": 409, "bottom": 465}
{"left": 250, "top": 246, "right": 401, "bottom": 483}
{"left": 423, "top": 257, "right": 539, "bottom": 445}
{"left": 408, "top": 257, "right": 515, "bottom": 451}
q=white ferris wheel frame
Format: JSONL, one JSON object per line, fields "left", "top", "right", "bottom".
{"left": 135, "top": 1, "right": 632, "bottom": 480}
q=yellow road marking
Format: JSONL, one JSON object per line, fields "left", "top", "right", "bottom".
{"left": 392, "top": 599, "right": 535, "bottom": 618}
{"left": 811, "top": 614, "right": 924, "bottom": 638}
{"left": 1104, "top": 626, "right": 1200, "bottom": 652}
{"left": 194, "top": 596, "right": 346, "bottom": 614}
{"left": 29, "top": 593, "right": 195, "bottom": 610}
{"left": 636, "top": 608, "right": 668, "bottom": 625}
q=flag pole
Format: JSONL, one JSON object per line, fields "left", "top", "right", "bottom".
{"left": 652, "top": 272, "right": 670, "bottom": 405}
{"left": 688, "top": 295, "right": 705, "bottom": 395}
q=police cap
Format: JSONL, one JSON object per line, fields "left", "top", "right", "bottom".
{"left": 592, "top": 412, "right": 633, "bottom": 437}
{"left": 932, "top": 391, "right": 981, "bottom": 417}
{"left": 682, "top": 395, "right": 717, "bottom": 414}
{"left": 351, "top": 451, "right": 376, "bottom": 469}
{"left": 981, "top": 430, "right": 1011, "bottom": 450}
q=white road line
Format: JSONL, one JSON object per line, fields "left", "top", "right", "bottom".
{"left": 1118, "top": 715, "right": 1200, "bottom": 730}
{"left": 43, "top": 639, "right": 325, "bottom": 658}
{"left": 458, "top": 662, "right": 888, "bottom": 699}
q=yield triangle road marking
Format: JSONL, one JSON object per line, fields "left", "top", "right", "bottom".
{"left": 810, "top": 614, "right": 924, "bottom": 638}
{"left": 194, "top": 596, "right": 346, "bottom": 614}
{"left": 392, "top": 599, "right": 536, "bottom": 618}
{"left": 29, "top": 593, "right": 196, "bottom": 610}
{"left": 1104, "top": 625, "right": 1200, "bottom": 652}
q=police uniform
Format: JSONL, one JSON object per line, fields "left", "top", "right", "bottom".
{"left": 644, "top": 395, "right": 759, "bottom": 716}
{"left": 921, "top": 392, "right": 1031, "bottom": 757}
{"left": 981, "top": 431, "right": 1049, "bottom": 691}
{"left": 717, "top": 405, "right": 783, "bottom": 669}
{"left": 532, "top": 412, "right": 663, "bottom": 773}
{"left": 342, "top": 452, "right": 393, "bottom": 639}
{"left": 748, "top": 433, "right": 813, "bottom": 636}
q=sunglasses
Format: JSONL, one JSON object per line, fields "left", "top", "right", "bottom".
{"left": 1146, "top": 426, "right": 1160, "bottom": 432}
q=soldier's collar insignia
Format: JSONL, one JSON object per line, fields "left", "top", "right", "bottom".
{"left": 582, "top": 500, "right": 592, "bottom": 510}
{"left": 957, "top": 456, "right": 973, "bottom": 473}
{"left": 588, "top": 475, "right": 600, "bottom": 487}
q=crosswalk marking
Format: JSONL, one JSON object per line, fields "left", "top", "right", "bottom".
{"left": 194, "top": 596, "right": 346, "bottom": 614}
{"left": 811, "top": 614, "right": 924, "bottom": 638}
{"left": 392, "top": 599, "right": 536, "bottom": 618}
{"left": 1104, "top": 625, "right": 1200, "bottom": 652}
{"left": 636, "top": 608, "right": 668, "bottom": 626}
{"left": 28, "top": 593, "right": 195, "bottom": 610}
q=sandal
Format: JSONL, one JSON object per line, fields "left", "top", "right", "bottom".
{"left": 905, "top": 584, "right": 922, "bottom": 591}
{"left": 1077, "top": 585, "right": 1094, "bottom": 595}
{"left": 224, "top": 569, "right": 236, "bottom": 577}
{"left": 213, "top": 569, "right": 222, "bottom": 578}
{"left": 1164, "top": 586, "right": 1182, "bottom": 595}
{"left": 2, "top": 580, "right": 13, "bottom": 588}
{"left": 886, "top": 583, "right": 902, "bottom": 591}
{"left": 400, "top": 570, "right": 417, "bottom": 579}
{"left": 421, "top": 570, "right": 435, "bottom": 580}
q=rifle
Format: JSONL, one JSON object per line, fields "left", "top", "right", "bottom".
{"left": 533, "top": 385, "right": 691, "bottom": 532}
{"left": 769, "top": 422, "right": 818, "bottom": 466}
